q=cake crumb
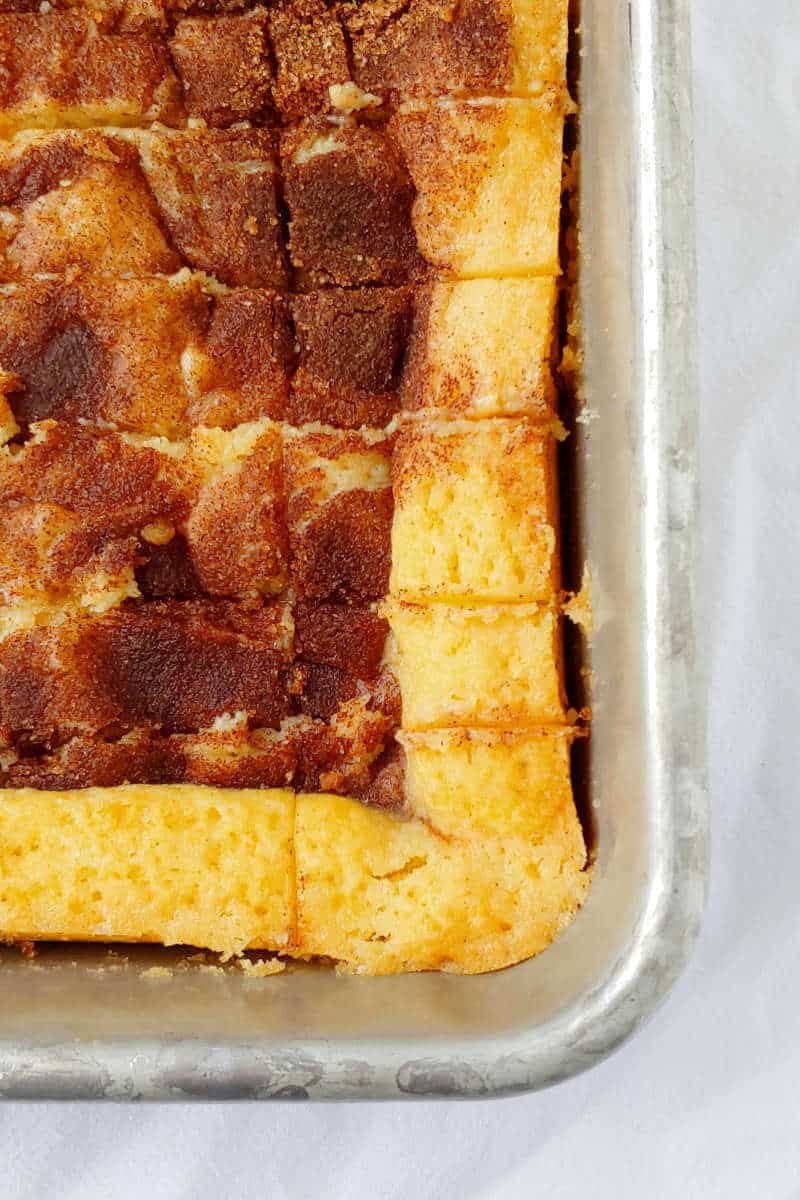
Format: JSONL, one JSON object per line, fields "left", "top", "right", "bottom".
{"left": 564, "top": 564, "right": 593, "bottom": 634}
{"left": 141, "top": 965, "right": 173, "bottom": 979}
{"left": 237, "top": 957, "right": 286, "bottom": 978}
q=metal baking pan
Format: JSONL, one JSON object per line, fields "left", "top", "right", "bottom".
{"left": 0, "top": 0, "right": 706, "bottom": 1100}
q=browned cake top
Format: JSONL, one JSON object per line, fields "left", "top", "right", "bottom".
{"left": 341, "top": 0, "right": 512, "bottom": 100}
{"left": 0, "top": 128, "right": 288, "bottom": 286}
{"left": 0, "top": 410, "right": 399, "bottom": 798}
{"left": 0, "top": 598, "right": 400, "bottom": 798}
{"left": 289, "top": 287, "right": 413, "bottom": 428}
{"left": 0, "top": 12, "right": 182, "bottom": 119}
{"left": 0, "top": 421, "right": 397, "bottom": 601}
{"left": 0, "top": 276, "right": 556, "bottom": 434}
{"left": 0, "top": 3, "right": 565, "bottom": 814}
{"left": 0, "top": 278, "right": 425, "bottom": 434}
{"left": 0, "top": 0, "right": 529, "bottom": 129}
{"left": 280, "top": 118, "right": 425, "bottom": 287}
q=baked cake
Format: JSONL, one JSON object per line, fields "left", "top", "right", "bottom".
{"left": 0, "top": 0, "right": 589, "bottom": 974}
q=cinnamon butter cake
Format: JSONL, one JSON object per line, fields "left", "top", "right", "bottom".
{"left": 0, "top": 0, "right": 589, "bottom": 973}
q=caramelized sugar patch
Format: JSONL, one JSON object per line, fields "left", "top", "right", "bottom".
{"left": 280, "top": 118, "right": 424, "bottom": 286}
{"left": 0, "top": 599, "right": 402, "bottom": 802}
{"left": 341, "top": 0, "right": 512, "bottom": 102}
{"left": 288, "top": 288, "right": 412, "bottom": 428}
{"left": 0, "top": 277, "right": 294, "bottom": 435}
{"left": 0, "top": 422, "right": 289, "bottom": 603}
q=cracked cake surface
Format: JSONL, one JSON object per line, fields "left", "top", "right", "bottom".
{"left": 0, "top": 0, "right": 589, "bottom": 974}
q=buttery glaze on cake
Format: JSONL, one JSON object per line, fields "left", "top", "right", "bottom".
{"left": 0, "top": 0, "right": 589, "bottom": 973}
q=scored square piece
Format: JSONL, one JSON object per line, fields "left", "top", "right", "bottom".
{"left": 400, "top": 728, "right": 583, "bottom": 841}
{"left": 289, "top": 287, "right": 413, "bottom": 429}
{"left": 169, "top": 12, "right": 273, "bottom": 126}
{"left": 390, "top": 96, "right": 565, "bottom": 277}
{"left": 401, "top": 277, "right": 558, "bottom": 418}
{"left": 268, "top": 0, "right": 351, "bottom": 122}
{"left": 284, "top": 426, "right": 394, "bottom": 602}
{"left": 390, "top": 419, "right": 560, "bottom": 602}
{"left": 387, "top": 601, "right": 566, "bottom": 727}
{"left": 281, "top": 119, "right": 424, "bottom": 287}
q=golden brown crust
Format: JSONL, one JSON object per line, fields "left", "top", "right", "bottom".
{"left": 281, "top": 118, "right": 425, "bottom": 286}
{"left": 0, "top": 276, "right": 293, "bottom": 435}
{"left": 0, "top": 0, "right": 253, "bottom": 31}
{"left": 0, "top": 0, "right": 565, "bottom": 115}
{"left": 0, "top": 275, "right": 559, "bottom": 434}
{"left": 0, "top": 414, "right": 401, "bottom": 797}
{"left": 341, "top": 0, "right": 513, "bottom": 102}
{"left": 390, "top": 418, "right": 560, "bottom": 602}
{"left": 389, "top": 96, "right": 565, "bottom": 277}
{"left": 0, "top": 98, "right": 564, "bottom": 285}
{"left": 401, "top": 278, "right": 558, "bottom": 417}
{"left": 0, "top": 597, "right": 401, "bottom": 796}
{"left": 289, "top": 288, "right": 412, "bottom": 428}
{"left": 268, "top": 0, "right": 350, "bottom": 122}
{"left": 0, "top": 131, "right": 180, "bottom": 277}
{"left": 169, "top": 12, "right": 273, "bottom": 126}
{"left": 137, "top": 128, "right": 288, "bottom": 288}
{"left": 284, "top": 426, "right": 394, "bottom": 602}
{"left": 0, "top": 12, "right": 182, "bottom": 134}
{"left": 0, "top": 128, "right": 288, "bottom": 286}
{"left": 0, "top": 421, "right": 289, "bottom": 604}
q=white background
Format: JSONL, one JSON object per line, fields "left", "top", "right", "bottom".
{"left": 1, "top": 2, "right": 799, "bottom": 1195}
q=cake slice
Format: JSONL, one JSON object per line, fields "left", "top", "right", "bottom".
{"left": 390, "top": 419, "right": 560, "bottom": 602}
{"left": 390, "top": 96, "right": 565, "bottom": 277}
{"left": 342, "top": 0, "right": 568, "bottom": 102}
{"left": 402, "top": 277, "right": 558, "bottom": 418}
{"left": 280, "top": 118, "right": 424, "bottom": 287}
{"left": 0, "top": 786, "right": 296, "bottom": 955}
{"left": 288, "top": 287, "right": 412, "bottom": 429}
{"left": 386, "top": 601, "right": 566, "bottom": 727}
{"left": 400, "top": 727, "right": 581, "bottom": 839}
{"left": 283, "top": 425, "right": 394, "bottom": 603}
{"left": 268, "top": 0, "right": 351, "bottom": 121}
{"left": 168, "top": 11, "right": 273, "bottom": 125}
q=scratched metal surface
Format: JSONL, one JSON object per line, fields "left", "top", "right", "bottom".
{"left": 0, "top": 0, "right": 706, "bottom": 1100}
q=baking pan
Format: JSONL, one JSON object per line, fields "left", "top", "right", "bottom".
{"left": 0, "top": 0, "right": 706, "bottom": 1100}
